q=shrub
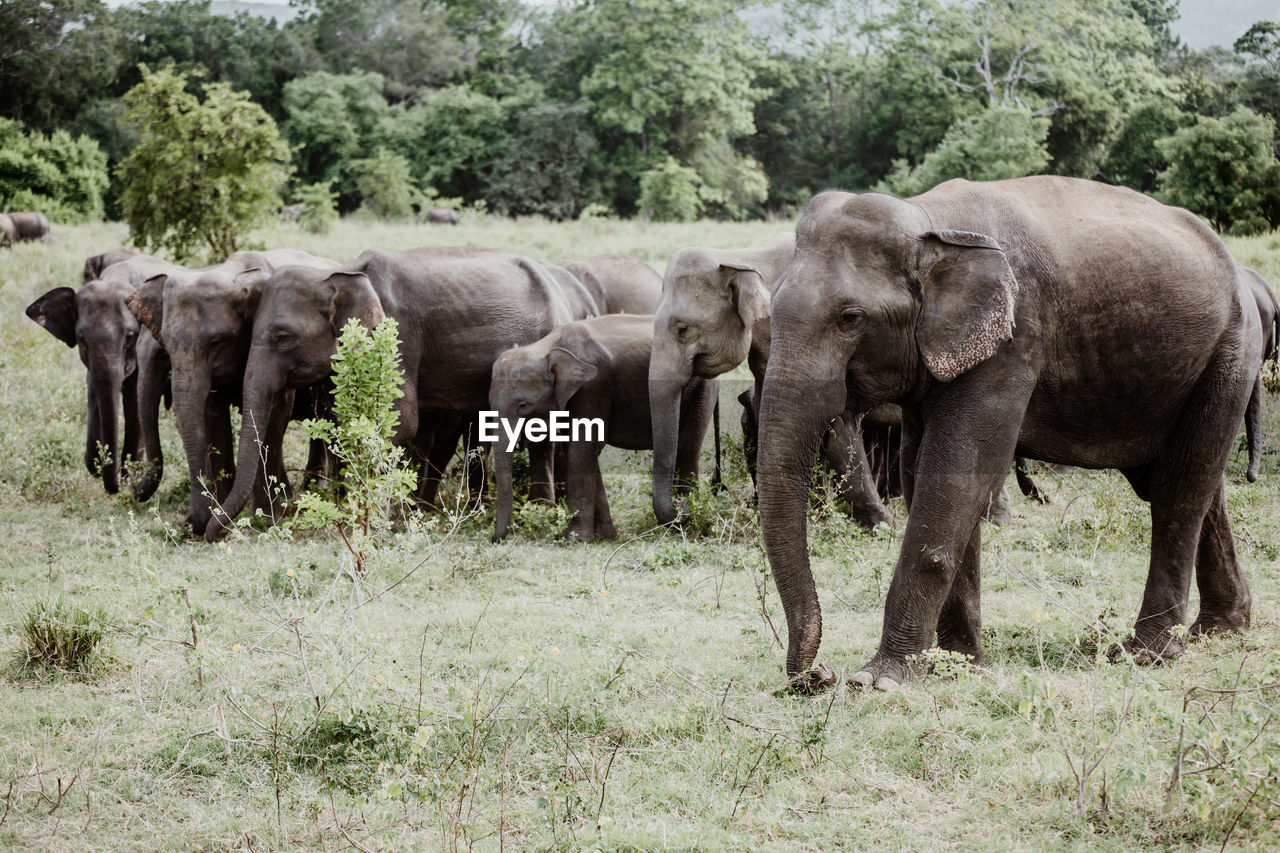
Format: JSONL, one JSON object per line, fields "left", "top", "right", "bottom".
{"left": 291, "top": 318, "right": 416, "bottom": 572}
{"left": 638, "top": 157, "right": 703, "bottom": 222}
{"left": 18, "top": 598, "right": 106, "bottom": 674}
{"left": 118, "top": 65, "right": 291, "bottom": 262}
{"left": 0, "top": 117, "right": 108, "bottom": 223}
{"left": 351, "top": 148, "right": 418, "bottom": 220}
{"left": 881, "top": 104, "right": 1051, "bottom": 197}
{"left": 294, "top": 181, "right": 339, "bottom": 234}
{"left": 1156, "top": 108, "right": 1280, "bottom": 235}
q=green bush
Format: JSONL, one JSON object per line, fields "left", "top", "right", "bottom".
{"left": 1156, "top": 108, "right": 1280, "bottom": 235}
{"left": 351, "top": 148, "right": 418, "bottom": 220}
{"left": 638, "top": 157, "right": 704, "bottom": 222}
{"left": 0, "top": 117, "right": 108, "bottom": 223}
{"left": 294, "top": 181, "right": 339, "bottom": 234}
{"left": 118, "top": 65, "right": 291, "bottom": 262}
{"left": 881, "top": 104, "right": 1051, "bottom": 198}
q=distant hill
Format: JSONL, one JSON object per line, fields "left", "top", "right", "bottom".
{"left": 1169, "top": 0, "right": 1274, "bottom": 49}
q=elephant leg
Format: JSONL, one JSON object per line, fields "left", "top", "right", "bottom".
{"left": 711, "top": 398, "right": 723, "bottom": 491}
{"left": 899, "top": 412, "right": 921, "bottom": 511}
{"left": 303, "top": 438, "right": 330, "bottom": 491}
{"left": 1190, "top": 480, "right": 1252, "bottom": 637}
{"left": 825, "top": 413, "right": 892, "bottom": 530}
{"left": 674, "top": 379, "right": 716, "bottom": 493}
{"left": 983, "top": 480, "right": 1012, "bottom": 525}
{"left": 416, "top": 415, "right": 465, "bottom": 509}
{"left": 528, "top": 442, "right": 555, "bottom": 504}
{"left": 553, "top": 443, "right": 568, "bottom": 502}
{"left": 206, "top": 397, "right": 235, "bottom": 505}
{"left": 1015, "top": 456, "right": 1050, "bottom": 504}
{"left": 739, "top": 387, "right": 759, "bottom": 495}
{"left": 1245, "top": 374, "right": 1263, "bottom": 483}
{"left": 592, "top": 462, "right": 616, "bottom": 541}
{"left": 462, "top": 417, "right": 488, "bottom": 500}
{"left": 1127, "top": 349, "right": 1253, "bottom": 664}
{"left": 562, "top": 441, "right": 601, "bottom": 541}
{"left": 934, "top": 521, "right": 983, "bottom": 664}
{"left": 852, "top": 384, "right": 1029, "bottom": 690}
{"left": 133, "top": 350, "right": 168, "bottom": 501}
{"left": 252, "top": 388, "right": 294, "bottom": 522}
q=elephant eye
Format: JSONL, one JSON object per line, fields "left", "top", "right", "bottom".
{"left": 837, "top": 308, "right": 865, "bottom": 331}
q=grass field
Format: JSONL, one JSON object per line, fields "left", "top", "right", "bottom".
{"left": 1, "top": 218, "right": 1280, "bottom": 851}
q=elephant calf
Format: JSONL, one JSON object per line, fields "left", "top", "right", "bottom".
{"left": 489, "top": 314, "right": 717, "bottom": 542}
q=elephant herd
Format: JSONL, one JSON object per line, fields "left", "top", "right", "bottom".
{"left": 22, "top": 176, "right": 1280, "bottom": 691}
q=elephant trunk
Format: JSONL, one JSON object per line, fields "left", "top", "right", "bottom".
{"left": 171, "top": 364, "right": 216, "bottom": 533}
{"left": 757, "top": 360, "right": 846, "bottom": 681}
{"left": 649, "top": 342, "right": 691, "bottom": 525}
{"left": 493, "top": 441, "right": 515, "bottom": 542}
{"left": 206, "top": 363, "right": 283, "bottom": 541}
{"left": 89, "top": 361, "right": 123, "bottom": 494}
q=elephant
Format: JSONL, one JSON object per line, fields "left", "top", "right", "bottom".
{"left": 489, "top": 314, "right": 717, "bottom": 542}
{"left": 127, "top": 248, "right": 342, "bottom": 534}
{"left": 757, "top": 176, "right": 1261, "bottom": 692}
{"left": 26, "top": 253, "right": 187, "bottom": 498}
{"left": 6, "top": 211, "right": 52, "bottom": 242}
{"left": 84, "top": 249, "right": 138, "bottom": 283}
{"left": 203, "top": 246, "right": 577, "bottom": 540}
{"left": 649, "top": 233, "right": 891, "bottom": 531}
{"left": 0, "top": 214, "right": 15, "bottom": 248}
{"left": 559, "top": 255, "right": 663, "bottom": 315}
{"left": 425, "top": 208, "right": 460, "bottom": 225}
{"left": 1242, "top": 267, "right": 1279, "bottom": 482}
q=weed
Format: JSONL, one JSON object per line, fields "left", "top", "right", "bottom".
{"left": 16, "top": 598, "right": 107, "bottom": 675}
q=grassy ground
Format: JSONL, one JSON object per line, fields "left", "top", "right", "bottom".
{"left": 1, "top": 219, "right": 1279, "bottom": 851}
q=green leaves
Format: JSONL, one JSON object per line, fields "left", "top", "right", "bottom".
{"left": 0, "top": 118, "right": 109, "bottom": 223}
{"left": 118, "top": 66, "right": 290, "bottom": 262}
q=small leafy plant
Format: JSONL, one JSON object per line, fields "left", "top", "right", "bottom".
{"left": 294, "top": 181, "right": 339, "bottom": 234}
{"left": 18, "top": 598, "right": 106, "bottom": 674}
{"left": 289, "top": 318, "right": 416, "bottom": 573}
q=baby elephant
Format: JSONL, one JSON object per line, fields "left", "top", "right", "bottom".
{"left": 489, "top": 314, "right": 717, "bottom": 542}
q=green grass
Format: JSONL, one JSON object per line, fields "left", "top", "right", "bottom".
{"left": 1, "top": 219, "right": 1279, "bottom": 850}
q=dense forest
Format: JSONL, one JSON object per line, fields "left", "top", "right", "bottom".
{"left": 1, "top": 0, "right": 1278, "bottom": 229}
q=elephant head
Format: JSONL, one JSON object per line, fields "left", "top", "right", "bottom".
{"left": 128, "top": 264, "right": 272, "bottom": 533}
{"left": 757, "top": 191, "right": 1019, "bottom": 681}
{"left": 488, "top": 338, "right": 598, "bottom": 541}
{"left": 648, "top": 235, "right": 791, "bottom": 524}
{"left": 205, "top": 266, "right": 384, "bottom": 540}
{"left": 27, "top": 277, "right": 144, "bottom": 494}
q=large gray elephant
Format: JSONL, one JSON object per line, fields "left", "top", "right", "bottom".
{"left": 203, "top": 247, "right": 577, "bottom": 540}
{"left": 649, "top": 233, "right": 891, "bottom": 530}
{"left": 560, "top": 255, "right": 662, "bottom": 315}
{"left": 1242, "top": 267, "right": 1278, "bottom": 482}
{"left": 757, "top": 177, "right": 1261, "bottom": 692}
{"left": 489, "top": 314, "right": 717, "bottom": 542}
{"left": 26, "top": 253, "right": 186, "bottom": 498}
{"left": 127, "top": 249, "right": 340, "bottom": 535}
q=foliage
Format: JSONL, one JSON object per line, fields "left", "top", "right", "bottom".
{"left": 881, "top": 104, "right": 1051, "bottom": 197}
{"left": 292, "top": 319, "right": 416, "bottom": 573}
{"left": 117, "top": 66, "right": 290, "bottom": 262}
{"left": 294, "top": 182, "right": 338, "bottom": 234}
{"left": 351, "top": 149, "right": 419, "bottom": 220}
{"left": 486, "top": 101, "right": 602, "bottom": 219}
{"left": 1103, "top": 96, "right": 1191, "bottom": 192}
{"left": 637, "top": 158, "right": 704, "bottom": 222}
{"left": 0, "top": 118, "right": 108, "bottom": 223}
{"left": 17, "top": 597, "right": 106, "bottom": 674}
{"left": 1156, "top": 107, "right": 1280, "bottom": 235}
{"left": 391, "top": 84, "right": 510, "bottom": 203}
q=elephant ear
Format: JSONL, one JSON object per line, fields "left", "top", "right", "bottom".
{"left": 326, "top": 272, "right": 384, "bottom": 334}
{"left": 547, "top": 346, "right": 598, "bottom": 410}
{"left": 233, "top": 267, "right": 270, "bottom": 320}
{"left": 916, "top": 229, "right": 1020, "bottom": 382}
{"left": 127, "top": 274, "right": 168, "bottom": 349}
{"left": 83, "top": 253, "right": 106, "bottom": 283}
{"left": 720, "top": 262, "right": 771, "bottom": 330}
{"left": 26, "top": 287, "right": 78, "bottom": 347}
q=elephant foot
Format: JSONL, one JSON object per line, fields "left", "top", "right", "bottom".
{"left": 849, "top": 503, "right": 893, "bottom": 532}
{"left": 562, "top": 523, "right": 598, "bottom": 543}
{"left": 1190, "top": 607, "right": 1250, "bottom": 637}
{"left": 983, "top": 504, "right": 1012, "bottom": 526}
{"left": 594, "top": 520, "right": 617, "bottom": 541}
{"left": 786, "top": 663, "right": 838, "bottom": 695}
{"left": 1113, "top": 630, "right": 1187, "bottom": 666}
{"left": 849, "top": 653, "right": 918, "bottom": 692}
{"left": 134, "top": 475, "right": 160, "bottom": 503}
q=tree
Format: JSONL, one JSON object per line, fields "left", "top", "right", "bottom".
{"left": 0, "top": 118, "right": 109, "bottom": 222}
{"left": 391, "top": 84, "right": 509, "bottom": 202}
{"left": 1156, "top": 108, "right": 1280, "bottom": 235}
{"left": 637, "top": 158, "right": 703, "bottom": 222}
{"left": 486, "top": 101, "right": 602, "bottom": 219}
{"left": 118, "top": 66, "right": 291, "bottom": 261}
{"left": 1104, "top": 96, "right": 1190, "bottom": 191}
{"left": 351, "top": 149, "right": 418, "bottom": 219}
{"left": 880, "top": 103, "right": 1050, "bottom": 197}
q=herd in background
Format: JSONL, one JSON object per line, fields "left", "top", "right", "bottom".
{"left": 15, "top": 176, "right": 1280, "bottom": 691}
{"left": 0, "top": 211, "right": 52, "bottom": 248}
